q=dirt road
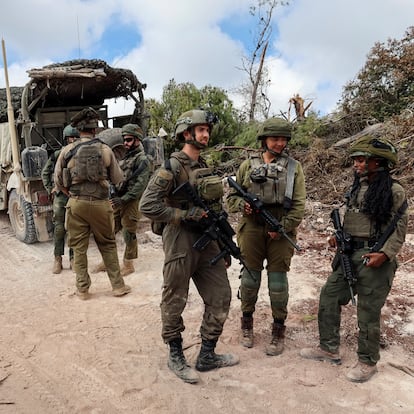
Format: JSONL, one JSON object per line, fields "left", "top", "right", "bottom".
{"left": 0, "top": 211, "right": 413, "bottom": 413}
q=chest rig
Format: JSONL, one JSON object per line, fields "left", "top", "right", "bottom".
{"left": 249, "top": 154, "right": 297, "bottom": 210}
{"left": 167, "top": 153, "right": 224, "bottom": 213}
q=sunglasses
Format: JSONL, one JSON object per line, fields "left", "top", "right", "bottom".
{"left": 123, "top": 137, "right": 134, "bottom": 143}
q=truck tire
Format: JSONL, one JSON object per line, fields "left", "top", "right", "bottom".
{"left": 8, "top": 189, "right": 38, "bottom": 244}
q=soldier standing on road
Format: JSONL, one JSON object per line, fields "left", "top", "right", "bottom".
{"left": 300, "top": 135, "right": 408, "bottom": 383}
{"left": 139, "top": 109, "right": 239, "bottom": 384}
{"left": 227, "top": 117, "right": 306, "bottom": 355}
{"left": 93, "top": 124, "right": 152, "bottom": 276}
{"left": 54, "top": 107, "right": 131, "bottom": 300}
{"left": 42, "top": 125, "right": 79, "bottom": 274}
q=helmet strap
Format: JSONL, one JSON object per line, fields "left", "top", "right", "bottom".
{"left": 184, "top": 129, "right": 206, "bottom": 150}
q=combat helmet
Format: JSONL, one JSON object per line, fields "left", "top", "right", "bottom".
{"left": 63, "top": 125, "right": 80, "bottom": 139}
{"left": 174, "top": 109, "right": 218, "bottom": 142}
{"left": 257, "top": 117, "right": 292, "bottom": 141}
{"left": 122, "top": 123, "right": 144, "bottom": 140}
{"left": 97, "top": 128, "right": 126, "bottom": 160}
{"left": 349, "top": 134, "right": 398, "bottom": 168}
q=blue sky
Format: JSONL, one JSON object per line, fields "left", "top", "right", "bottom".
{"left": 1, "top": 0, "right": 413, "bottom": 127}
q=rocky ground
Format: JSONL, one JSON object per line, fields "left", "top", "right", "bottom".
{"left": 0, "top": 206, "right": 413, "bottom": 414}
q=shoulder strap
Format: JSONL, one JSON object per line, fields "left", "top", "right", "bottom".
{"left": 284, "top": 157, "right": 298, "bottom": 210}
{"left": 370, "top": 199, "right": 408, "bottom": 252}
{"left": 63, "top": 138, "right": 104, "bottom": 164}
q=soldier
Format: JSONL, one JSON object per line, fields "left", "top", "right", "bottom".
{"left": 300, "top": 135, "right": 408, "bottom": 383}
{"left": 93, "top": 124, "right": 152, "bottom": 276}
{"left": 42, "top": 125, "right": 79, "bottom": 273}
{"left": 54, "top": 107, "right": 131, "bottom": 300}
{"left": 227, "top": 117, "right": 306, "bottom": 355}
{"left": 139, "top": 109, "right": 239, "bottom": 384}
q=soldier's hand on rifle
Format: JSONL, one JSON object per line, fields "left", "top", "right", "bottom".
{"left": 110, "top": 197, "right": 124, "bottom": 210}
{"left": 244, "top": 202, "right": 253, "bottom": 215}
{"left": 268, "top": 231, "right": 281, "bottom": 240}
{"left": 183, "top": 206, "right": 207, "bottom": 222}
{"left": 362, "top": 252, "right": 388, "bottom": 268}
{"left": 327, "top": 235, "right": 337, "bottom": 248}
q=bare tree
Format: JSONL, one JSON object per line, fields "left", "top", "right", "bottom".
{"left": 237, "top": 1, "right": 288, "bottom": 122}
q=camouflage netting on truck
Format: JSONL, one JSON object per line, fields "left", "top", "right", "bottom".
{"left": 0, "top": 59, "right": 146, "bottom": 121}
{"left": 0, "top": 87, "right": 25, "bottom": 123}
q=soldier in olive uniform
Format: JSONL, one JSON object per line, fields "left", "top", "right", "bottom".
{"left": 227, "top": 117, "right": 306, "bottom": 355}
{"left": 54, "top": 107, "right": 131, "bottom": 300}
{"left": 42, "top": 125, "right": 79, "bottom": 273}
{"left": 139, "top": 109, "right": 239, "bottom": 384}
{"left": 301, "top": 135, "right": 408, "bottom": 383}
{"left": 93, "top": 124, "right": 152, "bottom": 276}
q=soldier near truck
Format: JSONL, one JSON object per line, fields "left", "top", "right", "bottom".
{"left": 54, "top": 107, "right": 131, "bottom": 300}
{"left": 41, "top": 125, "right": 80, "bottom": 274}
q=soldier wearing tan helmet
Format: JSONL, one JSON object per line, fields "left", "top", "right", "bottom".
{"left": 139, "top": 109, "right": 239, "bottom": 384}
{"left": 301, "top": 134, "right": 408, "bottom": 383}
{"left": 227, "top": 117, "right": 306, "bottom": 356}
{"left": 54, "top": 107, "right": 131, "bottom": 299}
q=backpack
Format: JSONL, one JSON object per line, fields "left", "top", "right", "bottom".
{"left": 69, "top": 139, "right": 106, "bottom": 183}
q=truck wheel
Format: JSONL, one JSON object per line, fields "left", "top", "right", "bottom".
{"left": 8, "top": 189, "right": 38, "bottom": 244}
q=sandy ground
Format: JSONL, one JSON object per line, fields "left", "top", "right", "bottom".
{"left": 0, "top": 210, "right": 413, "bottom": 414}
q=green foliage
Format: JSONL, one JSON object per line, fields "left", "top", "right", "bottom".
{"left": 145, "top": 79, "right": 240, "bottom": 156}
{"left": 233, "top": 122, "right": 260, "bottom": 148}
{"left": 340, "top": 26, "right": 414, "bottom": 122}
{"left": 290, "top": 112, "right": 323, "bottom": 148}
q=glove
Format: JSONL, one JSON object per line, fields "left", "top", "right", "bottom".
{"left": 110, "top": 197, "right": 124, "bottom": 210}
{"left": 183, "top": 207, "right": 206, "bottom": 222}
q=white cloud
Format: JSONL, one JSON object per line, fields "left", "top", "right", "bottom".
{"left": 1, "top": 0, "right": 413, "bottom": 118}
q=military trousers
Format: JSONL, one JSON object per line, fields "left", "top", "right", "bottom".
{"left": 52, "top": 192, "right": 73, "bottom": 259}
{"left": 160, "top": 223, "right": 232, "bottom": 344}
{"left": 114, "top": 199, "right": 140, "bottom": 260}
{"left": 66, "top": 198, "right": 125, "bottom": 292}
{"left": 237, "top": 218, "right": 295, "bottom": 320}
{"left": 318, "top": 247, "right": 396, "bottom": 365}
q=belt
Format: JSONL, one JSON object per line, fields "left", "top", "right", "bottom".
{"left": 71, "top": 195, "right": 108, "bottom": 201}
{"left": 351, "top": 237, "right": 376, "bottom": 249}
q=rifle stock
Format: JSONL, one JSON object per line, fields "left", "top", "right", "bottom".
{"left": 227, "top": 176, "right": 301, "bottom": 251}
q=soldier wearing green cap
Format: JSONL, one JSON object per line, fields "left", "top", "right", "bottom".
{"left": 93, "top": 123, "right": 152, "bottom": 276}
{"left": 300, "top": 134, "right": 408, "bottom": 383}
{"left": 227, "top": 117, "right": 306, "bottom": 356}
{"left": 42, "top": 125, "right": 79, "bottom": 273}
{"left": 54, "top": 107, "right": 131, "bottom": 300}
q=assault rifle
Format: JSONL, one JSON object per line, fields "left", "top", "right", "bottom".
{"left": 330, "top": 208, "right": 357, "bottom": 305}
{"left": 173, "top": 181, "right": 256, "bottom": 282}
{"left": 227, "top": 176, "right": 301, "bottom": 251}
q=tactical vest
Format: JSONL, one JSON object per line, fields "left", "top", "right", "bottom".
{"left": 64, "top": 139, "right": 108, "bottom": 199}
{"left": 343, "top": 181, "right": 372, "bottom": 238}
{"left": 248, "top": 154, "right": 297, "bottom": 209}
{"left": 166, "top": 153, "right": 224, "bottom": 213}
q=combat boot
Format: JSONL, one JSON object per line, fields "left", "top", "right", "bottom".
{"left": 167, "top": 338, "right": 199, "bottom": 384}
{"left": 92, "top": 261, "right": 106, "bottom": 273}
{"left": 52, "top": 256, "right": 63, "bottom": 274}
{"left": 300, "top": 346, "right": 342, "bottom": 365}
{"left": 346, "top": 361, "right": 377, "bottom": 382}
{"left": 112, "top": 284, "right": 131, "bottom": 297}
{"left": 240, "top": 316, "right": 254, "bottom": 348}
{"left": 120, "top": 259, "right": 135, "bottom": 276}
{"left": 265, "top": 322, "right": 286, "bottom": 356}
{"left": 195, "top": 339, "right": 239, "bottom": 372}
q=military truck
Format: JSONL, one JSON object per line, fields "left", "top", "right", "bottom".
{"left": 0, "top": 56, "right": 147, "bottom": 243}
